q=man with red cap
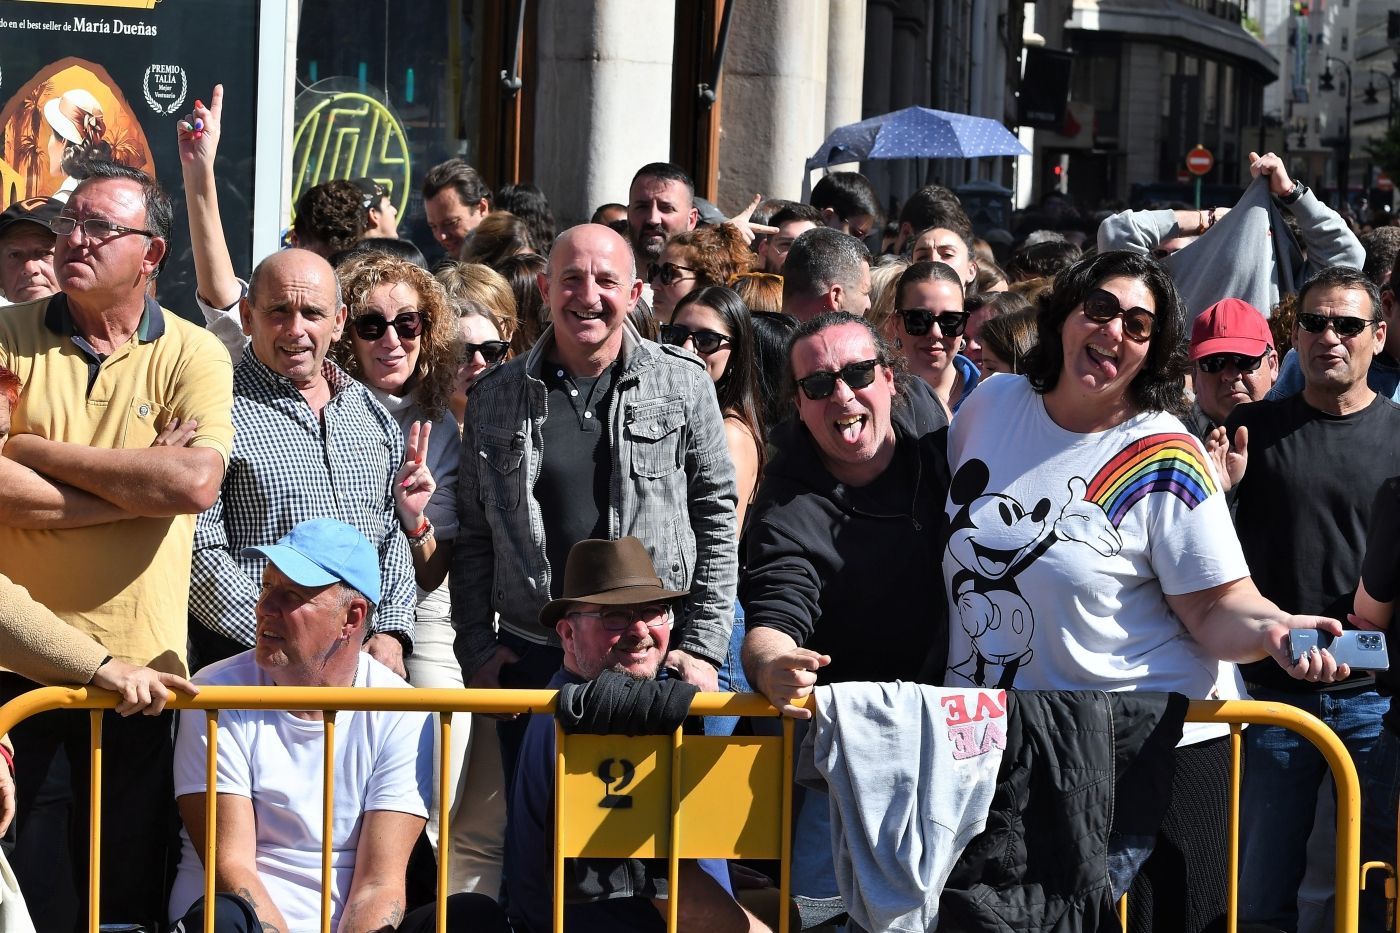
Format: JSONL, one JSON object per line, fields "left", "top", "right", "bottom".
{"left": 1184, "top": 297, "right": 1278, "bottom": 441}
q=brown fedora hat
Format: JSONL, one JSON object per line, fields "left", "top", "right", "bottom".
{"left": 539, "top": 537, "right": 689, "bottom": 629}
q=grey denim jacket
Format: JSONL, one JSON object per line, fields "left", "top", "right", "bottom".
{"left": 451, "top": 321, "right": 738, "bottom": 681}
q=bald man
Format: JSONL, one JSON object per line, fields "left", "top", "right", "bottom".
{"left": 190, "top": 249, "right": 417, "bottom": 676}
{"left": 451, "top": 223, "right": 738, "bottom": 777}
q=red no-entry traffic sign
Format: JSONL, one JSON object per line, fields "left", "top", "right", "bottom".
{"left": 1186, "top": 145, "right": 1214, "bottom": 176}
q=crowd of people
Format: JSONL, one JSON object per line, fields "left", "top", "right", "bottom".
{"left": 0, "top": 80, "right": 1394, "bottom": 933}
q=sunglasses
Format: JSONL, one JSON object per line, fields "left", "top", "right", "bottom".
{"left": 659, "top": 323, "right": 732, "bottom": 355}
{"left": 1295, "top": 312, "right": 1381, "bottom": 338}
{"left": 1081, "top": 290, "right": 1156, "bottom": 343}
{"left": 795, "top": 358, "right": 881, "bottom": 401}
{"left": 352, "top": 311, "right": 424, "bottom": 342}
{"left": 648, "top": 262, "right": 698, "bottom": 287}
{"left": 463, "top": 340, "right": 509, "bottom": 365}
{"left": 897, "top": 308, "right": 969, "bottom": 338}
{"left": 564, "top": 604, "right": 670, "bottom": 632}
{"left": 1197, "top": 352, "right": 1266, "bottom": 374}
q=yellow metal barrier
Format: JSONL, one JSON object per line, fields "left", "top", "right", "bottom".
{"left": 0, "top": 689, "right": 1369, "bottom": 933}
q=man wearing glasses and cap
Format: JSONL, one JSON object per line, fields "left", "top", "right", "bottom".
{"left": 506, "top": 536, "right": 770, "bottom": 933}
{"left": 0, "top": 196, "right": 62, "bottom": 304}
{"left": 1183, "top": 297, "right": 1279, "bottom": 442}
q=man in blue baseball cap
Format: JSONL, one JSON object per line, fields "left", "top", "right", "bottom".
{"left": 166, "top": 519, "right": 507, "bottom": 932}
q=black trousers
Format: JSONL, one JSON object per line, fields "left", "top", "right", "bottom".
{"left": 0, "top": 672, "right": 179, "bottom": 932}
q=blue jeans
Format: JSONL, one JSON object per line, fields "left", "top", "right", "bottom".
{"left": 1239, "top": 684, "right": 1388, "bottom": 929}
{"left": 703, "top": 602, "right": 750, "bottom": 737}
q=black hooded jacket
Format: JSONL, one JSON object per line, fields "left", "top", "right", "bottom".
{"left": 740, "top": 393, "right": 951, "bottom": 685}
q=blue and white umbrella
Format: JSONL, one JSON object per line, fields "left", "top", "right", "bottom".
{"left": 804, "top": 106, "right": 1029, "bottom": 196}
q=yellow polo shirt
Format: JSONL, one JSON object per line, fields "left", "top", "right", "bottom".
{"left": 0, "top": 294, "right": 234, "bottom": 675}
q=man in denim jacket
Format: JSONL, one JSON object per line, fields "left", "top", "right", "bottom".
{"left": 451, "top": 223, "right": 738, "bottom": 767}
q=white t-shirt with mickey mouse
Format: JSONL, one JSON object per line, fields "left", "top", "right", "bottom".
{"left": 942, "top": 375, "right": 1249, "bottom": 743}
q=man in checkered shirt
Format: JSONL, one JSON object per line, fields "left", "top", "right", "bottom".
{"left": 189, "top": 248, "right": 415, "bottom": 675}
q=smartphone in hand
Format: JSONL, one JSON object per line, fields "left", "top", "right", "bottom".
{"left": 1288, "top": 629, "right": 1390, "bottom": 671}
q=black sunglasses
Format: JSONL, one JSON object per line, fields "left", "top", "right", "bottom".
{"left": 659, "top": 323, "right": 732, "bottom": 355}
{"left": 352, "top": 311, "right": 424, "bottom": 341}
{"left": 648, "top": 262, "right": 698, "bottom": 287}
{"left": 1197, "top": 352, "right": 1266, "bottom": 374}
{"left": 897, "top": 308, "right": 969, "bottom": 338}
{"left": 1081, "top": 290, "right": 1156, "bottom": 343}
{"left": 1295, "top": 312, "right": 1381, "bottom": 338}
{"left": 795, "top": 358, "right": 881, "bottom": 401}
{"left": 463, "top": 340, "right": 509, "bottom": 365}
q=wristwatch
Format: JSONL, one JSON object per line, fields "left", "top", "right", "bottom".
{"left": 377, "top": 629, "right": 413, "bottom": 658}
{"left": 1279, "top": 181, "right": 1307, "bottom": 205}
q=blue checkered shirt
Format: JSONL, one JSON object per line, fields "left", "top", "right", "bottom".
{"left": 189, "top": 348, "right": 415, "bottom": 647}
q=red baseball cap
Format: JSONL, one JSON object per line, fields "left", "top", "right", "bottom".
{"left": 1189, "top": 298, "right": 1272, "bottom": 360}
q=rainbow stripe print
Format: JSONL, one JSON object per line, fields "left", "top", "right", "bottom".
{"left": 1084, "top": 432, "right": 1217, "bottom": 528}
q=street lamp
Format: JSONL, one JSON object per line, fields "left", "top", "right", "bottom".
{"left": 1364, "top": 71, "right": 1397, "bottom": 129}
{"left": 1320, "top": 56, "right": 1353, "bottom": 208}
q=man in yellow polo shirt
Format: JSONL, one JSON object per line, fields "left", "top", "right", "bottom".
{"left": 0, "top": 161, "right": 233, "bottom": 931}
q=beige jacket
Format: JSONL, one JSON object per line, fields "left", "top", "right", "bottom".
{"left": 0, "top": 573, "right": 108, "bottom": 686}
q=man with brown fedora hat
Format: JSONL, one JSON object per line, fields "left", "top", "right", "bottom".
{"left": 505, "top": 536, "right": 771, "bottom": 933}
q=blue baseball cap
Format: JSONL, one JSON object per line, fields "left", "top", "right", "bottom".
{"left": 242, "top": 519, "right": 381, "bottom": 605}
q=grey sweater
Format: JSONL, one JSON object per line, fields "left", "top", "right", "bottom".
{"left": 1097, "top": 176, "right": 1363, "bottom": 317}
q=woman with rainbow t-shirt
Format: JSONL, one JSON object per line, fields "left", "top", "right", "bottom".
{"left": 941, "top": 250, "right": 1349, "bottom": 933}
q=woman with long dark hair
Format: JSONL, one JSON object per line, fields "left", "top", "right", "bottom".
{"left": 661, "top": 285, "right": 765, "bottom": 526}
{"left": 659, "top": 285, "right": 764, "bottom": 736}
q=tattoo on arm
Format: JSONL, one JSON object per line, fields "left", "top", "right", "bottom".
{"left": 233, "top": 886, "right": 284, "bottom": 933}
{"left": 365, "top": 901, "right": 404, "bottom": 932}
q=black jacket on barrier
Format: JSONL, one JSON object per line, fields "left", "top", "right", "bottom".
{"left": 939, "top": 690, "right": 1189, "bottom": 932}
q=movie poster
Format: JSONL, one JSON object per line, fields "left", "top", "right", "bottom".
{"left": 0, "top": 0, "right": 262, "bottom": 319}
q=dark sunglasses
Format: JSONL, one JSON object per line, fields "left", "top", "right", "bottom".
{"left": 1197, "top": 352, "right": 1266, "bottom": 374}
{"left": 659, "top": 323, "right": 732, "bottom": 355}
{"left": 352, "top": 311, "right": 424, "bottom": 342}
{"left": 1295, "top": 312, "right": 1381, "bottom": 338}
{"left": 897, "top": 308, "right": 969, "bottom": 338}
{"left": 463, "top": 340, "right": 509, "bottom": 365}
{"left": 795, "top": 358, "right": 881, "bottom": 401}
{"left": 1081, "top": 290, "right": 1155, "bottom": 343}
{"left": 648, "top": 262, "right": 698, "bottom": 287}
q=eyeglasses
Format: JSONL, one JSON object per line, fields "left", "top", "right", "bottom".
{"left": 1080, "top": 289, "right": 1156, "bottom": 343}
{"left": 648, "top": 262, "right": 698, "bottom": 287}
{"left": 795, "top": 358, "right": 881, "bottom": 401}
{"left": 564, "top": 604, "right": 670, "bottom": 632}
{"left": 659, "top": 323, "right": 732, "bottom": 355}
{"left": 50, "top": 215, "right": 157, "bottom": 240}
{"left": 463, "top": 340, "right": 509, "bottom": 365}
{"left": 896, "top": 308, "right": 969, "bottom": 338}
{"left": 1197, "top": 352, "right": 1267, "bottom": 374}
{"left": 1295, "top": 312, "right": 1381, "bottom": 338}
{"left": 352, "top": 311, "right": 424, "bottom": 342}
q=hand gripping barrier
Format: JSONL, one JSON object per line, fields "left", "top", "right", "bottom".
{"left": 0, "top": 689, "right": 1366, "bottom": 933}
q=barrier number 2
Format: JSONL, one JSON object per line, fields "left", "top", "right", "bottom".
{"left": 597, "top": 758, "right": 636, "bottom": 809}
